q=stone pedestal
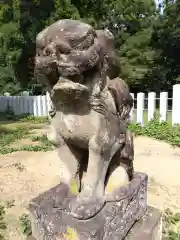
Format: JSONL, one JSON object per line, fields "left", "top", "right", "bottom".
{"left": 27, "top": 206, "right": 162, "bottom": 240}
{"left": 125, "top": 206, "right": 162, "bottom": 240}
{"left": 28, "top": 172, "right": 150, "bottom": 240}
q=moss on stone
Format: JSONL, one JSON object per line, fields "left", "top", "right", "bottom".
{"left": 69, "top": 179, "right": 79, "bottom": 195}
{"left": 106, "top": 181, "right": 117, "bottom": 193}
{"left": 63, "top": 227, "right": 79, "bottom": 240}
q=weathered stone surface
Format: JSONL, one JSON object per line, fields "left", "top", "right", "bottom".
{"left": 27, "top": 206, "right": 162, "bottom": 240}
{"left": 35, "top": 19, "right": 135, "bottom": 220}
{"left": 125, "top": 206, "right": 162, "bottom": 240}
{"left": 28, "top": 172, "right": 147, "bottom": 240}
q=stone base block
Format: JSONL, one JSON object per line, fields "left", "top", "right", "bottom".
{"left": 28, "top": 172, "right": 148, "bottom": 240}
{"left": 125, "top": 206, "right": 162, "bottom": 240}
{"left": 27, "top": 206, "right": 162, "bottom": 240}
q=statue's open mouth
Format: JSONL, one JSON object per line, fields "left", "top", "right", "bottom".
{"left": 35, "top": 56, "right": 89, "bottom": 94}
{"left": 53, "top": 78, "right": 89, "bottom": 94}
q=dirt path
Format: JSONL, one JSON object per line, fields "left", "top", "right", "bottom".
{"left": 0, "top": 136, "right": 180, "bottom": 239}
{"left": 135, "top": 137, "right": 180, "bottom": 212}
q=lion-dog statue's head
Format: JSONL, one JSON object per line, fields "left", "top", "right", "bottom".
{"left": 35, "top": 20, "right": 121, "bottom": 108}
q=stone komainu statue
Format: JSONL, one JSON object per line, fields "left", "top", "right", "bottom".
{"left": 35, "top": 19, "right": 134, "bottom": 220}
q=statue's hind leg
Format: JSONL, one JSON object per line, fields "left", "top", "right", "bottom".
{"left": 119, "top": 130, "right": 134, "bottom": 181}
{"left": 105, "top": 130, "right": 134, "bottom": 192}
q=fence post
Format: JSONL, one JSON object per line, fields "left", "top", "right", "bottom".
{"left": 129, "top": 93, "right": 134, "bottom": 121}
{"left": 41, "top": 95, "right": 47, "bottom": 117}
{"left": 148, "top": 92, "right": 156, "bottom": 122}
{"left": 172, "top": 84, "right": 180, "bottom": 125}
{"left": 137, "top": 92, "right": 144, "bottom": 126}
{"left": 33, "top": 96, "right": 38, "bottom": 117}
{"left": 46, "top": 91, "right": 53, "bottom": 119}
{"left": 0, "top": 96, "right": 5, "bottom": 112}
{"left": 160, "top": 92, "right": 168, "bottom": 123}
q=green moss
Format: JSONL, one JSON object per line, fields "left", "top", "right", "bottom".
{"left": 69, "top": 179, "right": 79, "bottom": 195}
{"left": 63, "top": 227, "right": 79, "bottom": 240}
{"left": 106, "top": 181, "right": 117, "bottom": 193}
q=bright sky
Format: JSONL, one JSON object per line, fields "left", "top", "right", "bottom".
{"left": 155, "top": 0, "right": 160, "bottom": 7}
{"left": 155, "top": 0, "right": 164, "bottom": 13}
{"left": 155, "top": 0, "right": 163, "bottom": 7}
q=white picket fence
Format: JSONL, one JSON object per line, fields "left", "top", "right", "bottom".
{"left": 0, "top": 93, "right": 52, "bottom": 117}
{"left": 1, "top": 84, "right": 180, "bottom": 125}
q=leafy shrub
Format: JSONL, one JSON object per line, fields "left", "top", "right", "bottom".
{"left": 19, "top": 214, "right": 32, "bottom": 236}
{"left": 163, "top": 209, "right": 180, "bottom": 239}
{"left": 19, "top": 115, "right": 49, "bottom": 124}
{"left": 0, "top": 204, "right": 7, "bottom": 240}
{"left": 129, "top": 117, "right": 180, "bottom": 146}
{"left": 0, "top": 125, "right": 29, "bottom": 147}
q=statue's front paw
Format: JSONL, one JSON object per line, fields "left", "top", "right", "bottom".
{"left": 70, "top": 191, "right": 105, "bottom": 220}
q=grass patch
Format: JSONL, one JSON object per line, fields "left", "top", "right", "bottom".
{"left": 0, "top": 201, "right": 32, "bottom": 238}
{"left": 0, "top": 109, "right": 49, "bottom": 124}
{"left": 132, "top": 110, "right": 172, "bottom": 125}
{"left": 163, "top": 209, "right": 180, "bottom": 239}
{"left": 129, "top": 117, "right": 180, "bottom": 146}
{"left": 0, "top": 117, "right": 53, "bottom": 154}
{"left": 31, "top": 134, "right": 52, "bottom": 146}
{"left": 0, "top": 144, "right": 53, "bottom": 155}
{"left": 0, "top": 126, "right": 30, "bottom": 147}
{"left": 0, "top": 204, "right": 7, "bottom": 240}
{"left": 19, "top": 214, "right": 32, "bottom": 236}
{"left": 19, "top": 115, "right": 49, "bottom": 124}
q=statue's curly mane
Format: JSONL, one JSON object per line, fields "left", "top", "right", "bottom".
{"left": 35, "top": 20, "right": 132, "bottom": 120}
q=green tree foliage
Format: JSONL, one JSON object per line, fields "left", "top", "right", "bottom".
{"left": 102, "top": 0, "right": 157, "bottom": 91}
{"left": 149, "top": 0, "right": 180, "bottom": 91}
{"left": 120, "top": 28, "right": 156, "bottom": 91}
{"left": 0, "top": 0, "right": 80, "bottom": 94}
{"left": 72, "top": 0, "right": 157, "bottom": 91}
{"left": 0, "top": 0, "right": 179, "bottom": 94}
{"left": 0, "top": 22, "right": 25, "bottom": 94}
{"left": 0, "top": 2, "right": 26, "bottom": 94}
